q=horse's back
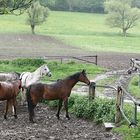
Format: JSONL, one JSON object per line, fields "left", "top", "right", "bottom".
{"left": 0, "top": 72, "right": 20, "bottom": 81}
{"left": 0, "top": 80, "right": 21, "bottom": 100}
{"left": 0, "top": 82, "right": 15, "bottom": 100}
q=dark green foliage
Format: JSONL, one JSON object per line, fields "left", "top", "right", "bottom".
{"left": 73, "top": 96, "right": 115, "bottom": 123}
{"left": 132, "top": 0, "right": 140, "bottom": 8}
{"left": 42, "top": 94, "right": 116, "bottom": 124}
{"left": 11, "top": 58, "right": 45, "bottom": 67}
{"left": 131, "top": 76, "right": 139, "bottom": 86}
{"left": 0, "top": 0, "right": 33, "bottom": 14}
{"left": 0, "top": 60, "right": 10, "bottom": 65}
{"left": 40, "top": 0, "right": 105, "bottom": 13}
{"left": 41, "top": 99, "right": 58, "bottom": 108}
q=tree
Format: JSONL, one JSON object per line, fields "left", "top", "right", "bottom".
{"left": 104, "top": 0, "right": 140, "bottom": 36}
{"left": 132, "top": 0, "right": 140, "bottom": 8}
{"left": 0, "top": 0, "right": 33, "bottom": 14}
{"left": 26, "top": 1, "right": 49, "bottom": 34}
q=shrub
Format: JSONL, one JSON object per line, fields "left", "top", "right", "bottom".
{"left": 73, "top": 96, "right": 115, "bottom": 123}
{"left": 11, "top": 58, "right": 45, "bottom": 67}
{"left": 41, "top": 99, "right": 58, "bottom": 108}
{"left": 42, "top": 95, "right": 116, "bottom": 123}
{"left": 0, "top": 60, "right": 10, "bottom": 65}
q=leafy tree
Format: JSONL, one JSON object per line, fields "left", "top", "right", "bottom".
{"left": 132, "top": 0, "right": 140, "bottom": 8}
{"left": 104, "top": 0, "right": 140, "bottom": 36}
{"left": 0, "top": 0, "right": 33, "bottom": 14}
{"left": 26, "top": 0, "right": 49, "bottom": 34}
{"left": 40, "top": 0, "right": 105, "bottom": 13}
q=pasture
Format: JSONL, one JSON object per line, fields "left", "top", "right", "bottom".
{"left": 0, "top": 11, "right": 140, "bottom": 54}
{"left": 0, "top": 10, "right": 140, "bottom": 139}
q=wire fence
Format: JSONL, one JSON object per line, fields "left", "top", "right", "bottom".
{"left": 88, "top": 82, "right": 140, "bottom": 127}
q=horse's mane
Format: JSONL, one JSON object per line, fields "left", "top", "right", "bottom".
{"left": 65, "top": 72, "right": 81, "bottom": 80}
{"left": 14, "top": 72, "right": 21, "bottom": 77}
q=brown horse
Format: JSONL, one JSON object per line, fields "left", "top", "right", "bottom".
{"left": 26, "top": 70, "right": 90, "bottom": 123}
{"left": 0, "top": 79, "right": 21, "bottom": 119}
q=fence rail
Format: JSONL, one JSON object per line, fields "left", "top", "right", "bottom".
{"left": 43, "top": 55, "right": 98, "bottom": 65}
{"left": 88, "top": 82, "right": 140, "bottom": 127}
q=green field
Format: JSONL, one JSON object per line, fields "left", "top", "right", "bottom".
{"left": 0, "top": 11, "right": 140, "bottom": 53}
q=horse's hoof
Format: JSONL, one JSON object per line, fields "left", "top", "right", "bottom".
{"left": 66, "top": 115, "right": 70, "bottom": 120}
{"left": 29, "top": 118, "right": 35, "bottom": 123}
{"left": 56, "top": 114, "right": 60, "bottom": 120}
{"left": 14, "top": 115, "right": 18, "bottom": 119}
{"left": 4, "top": 115, "right": 7, "bottom": 120}
{"left": 31, "top": 120, "right": 36, "bottom": 123}
{"left": 66, "top": 117, "right": 70, "bottom": 120}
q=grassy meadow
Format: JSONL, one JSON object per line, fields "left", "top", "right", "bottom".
{"left": 0, "top": 58, "right": 103, "bottom": 81}
{"left": 0, "top": 11, "right": 140, "bottom": 53}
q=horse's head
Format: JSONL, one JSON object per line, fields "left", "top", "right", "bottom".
{"left": 40, "top": 64, "right": 52, "bottom": 77}
{"left": 79, "top": 69, "right": 90, "bottom": 85}
{"left": 127, "top": 58, "right": 138, "bottom": 74}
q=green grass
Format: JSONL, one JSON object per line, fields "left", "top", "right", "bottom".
{"left": 0, "top": 59, "right": 103, "bottom": 81}
{"left": 113, "top": 124, "right": 140, "bottom": 140}
{"left": 113, "top": 104, "right": 140, "bottom": 140}
{"left": 0, "top": 11, "right": 140, "bottom": 53}
{"left": 128, "top": 75, "right": 140, "bottom": 99}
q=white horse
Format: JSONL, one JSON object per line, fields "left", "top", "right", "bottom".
{"left": 20, "top": 64, "right": 52, "bottom": 105}
{"left": 127, "top": 58, "right": 140, "bottom": 74}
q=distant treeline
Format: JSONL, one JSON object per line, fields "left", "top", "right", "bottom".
{"left": 39, "top": 0, "right": 140, "bottom": 13}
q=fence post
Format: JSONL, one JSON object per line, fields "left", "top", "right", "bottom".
{"left": 60, "top": 58, "right": 63, "bottom": 64}
{"left": 133, "top": 104, "right": 137, "bottom": 125}
{"left": 95, "top": 55, "right": 97, "bottom": 65}
{"left": 89, "top": 82, "right": 96, "bottom": 100}
{"left": 115, "top": 86, "right": 122, "bottom": 126}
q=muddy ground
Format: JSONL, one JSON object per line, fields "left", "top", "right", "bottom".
{"left": 0, "top": 103, "right": 121, "bottom": 140}
{"left": 0, "top": 34, "right": 139, "bottom": 139}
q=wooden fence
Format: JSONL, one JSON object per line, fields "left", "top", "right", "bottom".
{"left": 88, "top": 82, "right": 140, "bottom": 127}
{"left": 43, "top": 55, "right": 98, "bottom": 65}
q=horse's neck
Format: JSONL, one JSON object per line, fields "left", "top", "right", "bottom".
{"left": 135, "top": 61, "right": 140, "bottom": 69}
{"left": 32, "top": 68, "right": 42, "bottom": 80}
{"left": 65, "top": 77, "right": 79, "bottom": 89}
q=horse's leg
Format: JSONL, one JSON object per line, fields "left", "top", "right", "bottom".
{"left": 56, "top": 99, "right": 63, "bottom": 120}
{"left": 4, "top": 100, "right": 9, "bottom": 119}
{"left": 13, "top": 98, "right": 18, "bottom": 119}
{"left": 64, "top": 98, "right": 70, "bottom": 120}
{"left": 21, "top": 88, "right": 27, "bottom": 105}
{"left": 28, "top": 104, "right": 36, "bottom": 123}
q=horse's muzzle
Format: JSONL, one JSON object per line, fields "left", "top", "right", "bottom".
{"left": 87, "top": 81, "right": 90, "bottom": 85}
{"left": 48, "top": 72, "right": 52, "bottom": 77}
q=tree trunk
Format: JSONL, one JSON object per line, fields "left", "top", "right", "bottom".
{"left": 67, "top": 0, "right": 73, "bottom": 11}
{"left": 31, "top": 24, "right": 35, "bottom": 34}
{"left": 122, "top": 28, "right": 127, "bottom": 36}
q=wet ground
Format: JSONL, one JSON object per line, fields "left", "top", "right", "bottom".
{"left": 0, "top": 103, "right": 122, "bottom": 140}
{"left": 0, "top": 34, "right": 138, "bottom": 139}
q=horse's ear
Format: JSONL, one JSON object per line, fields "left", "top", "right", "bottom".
{"left": 82, "top": 69, "right": 86, "bottom": 73}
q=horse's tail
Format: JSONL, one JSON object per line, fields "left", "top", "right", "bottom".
{"left": 26, "top": 85, "right": 34, "bottom": 120}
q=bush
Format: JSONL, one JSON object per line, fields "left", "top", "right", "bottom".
{"left": 41, "top": 99, "right": 58, "bottom": 108}
{"left": 11, "top": 58, "right": 46, "bottom": 67}
{"left": 0, "top": 60, "right": 10, "bottom": 65}
{"left": 42, "top": 94, "right": 115, "bottom": 124}
{"left": 73, "top": 96, "right": 115, "bottom": 123}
